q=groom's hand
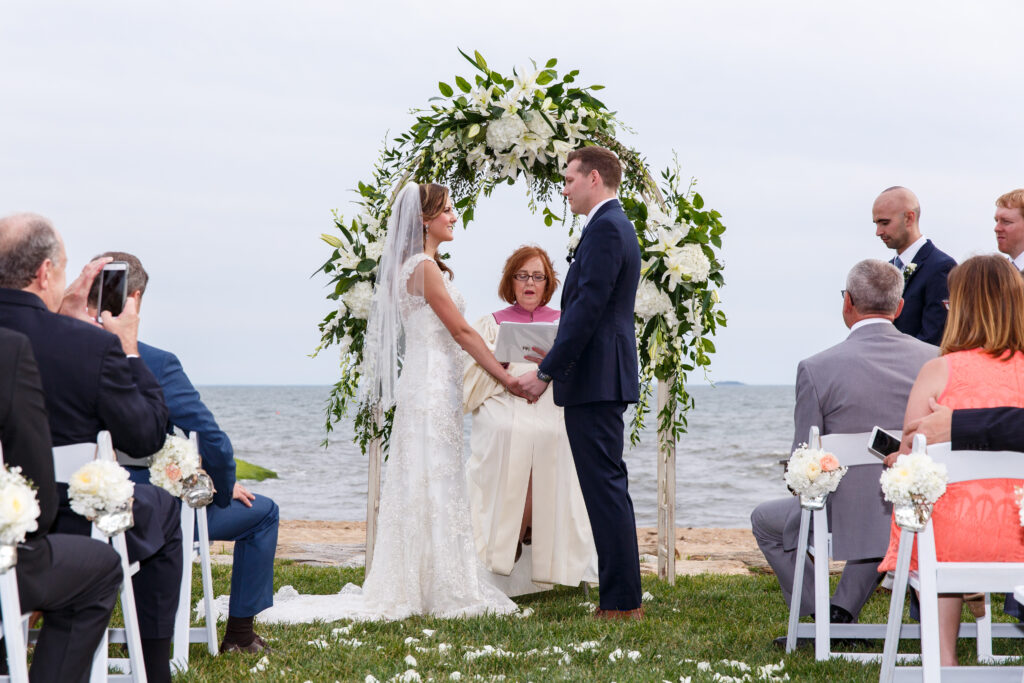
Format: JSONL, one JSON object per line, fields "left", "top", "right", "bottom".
{"left": 900, "top": 397, "right": 952, "bottom": 454}
{"left": 516, "top": 372, "right": 550, "bottom": 402}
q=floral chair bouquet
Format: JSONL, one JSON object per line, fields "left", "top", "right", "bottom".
{"left": 784, "top": 444, "right": 847, "bottom": 509}
{"left": 68, "top": 460, "right": 135, "bottom": 536}
{"left": 879, "top": 451, "right": 948, "bottom": 531}
{"left": 150, "top": 435, "right": 214, "bottom": 508}
{"left": 0, "top": 465, "right": 40, "bottom": 571}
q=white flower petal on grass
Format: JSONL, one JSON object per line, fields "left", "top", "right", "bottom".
{"left": 514, "top": 607, "right": 534, "bottom": 619}
{"left": 437, "top": 643, "right": 452, "bottom": 654}
{"left": 719, "top": 659, "right": 751, "bottom": 671}
{"left": 559, "top": 653, "right": 572, "bottom": 666}
{"left": 627, "top": 650, "right": 641, "bottom": 661}
{"left": 332, "top": 625, "right": 353, "bottom": 637}
{"left": 307, "top": 638, "right": 329, "bottom": 649}
{"left": 642, "top": 591, "right": 655, "bottom": 603}
{"left": 609, "top": 648, "right": 623, "bottom": 662}
{"left": 391, "top": 671, "right": 421, "bottom": 683}
{"left": 679, "top": 676, "right": 692, "bottom": 683}
{"left": 422, "top": 629, "right": 435, "bottom": 637}
{"left": 249, "top": 655, "right": 270, "bottom": 673}
{"left": 404, "top": 637, "right": 420, "bottom": 645}
{"left": 578, "top": 601, "right": 597, "bottom": 613}
{"left": 697, "top": 662, "right": 712, "bottom": 671}
{"left": 404, "top": 655, "right": 417, "bottom": 667}
{"left": 571, "top": 640, "right": 599, "bottom": 652}
{"left": 365, "top": 677, "right": 380, "bottom": 683}
{"left": 450, "top": 674, "right": 462, "bottom": 681}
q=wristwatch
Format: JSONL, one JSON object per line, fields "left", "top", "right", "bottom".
{"left": 536, "top": 369, "right": 552, "bottom": 383}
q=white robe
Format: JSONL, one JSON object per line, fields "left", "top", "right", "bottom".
{"left": 463, "top": 314, "right": 598, "bottom": 590}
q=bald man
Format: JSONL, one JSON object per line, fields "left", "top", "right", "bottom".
{"left": 872, "top": 186, "right": 956, "bottom": 345}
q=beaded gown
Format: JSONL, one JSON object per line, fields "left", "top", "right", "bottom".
{"left": 257, "top": 254, "right": 517, "bottom": 622}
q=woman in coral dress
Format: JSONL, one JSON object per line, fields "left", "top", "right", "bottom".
{"left": 878, "top": 254, "right": 1024, "bottom": 666}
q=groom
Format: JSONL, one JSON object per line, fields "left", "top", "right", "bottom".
{"left": 518, "top": 146, "right": 643, "bottom": 619}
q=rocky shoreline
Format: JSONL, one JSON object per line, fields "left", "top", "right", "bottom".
{"left": 209, "top": 521, "right": 843, "bottom": 576}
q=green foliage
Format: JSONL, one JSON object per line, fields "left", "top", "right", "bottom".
{"left": 316, "top": 50, "right": 727, "bottom": 455}
{"left": 234, "top": 458, "right": 277, "bottom": 481}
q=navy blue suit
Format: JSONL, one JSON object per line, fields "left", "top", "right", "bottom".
{"left": 137, "top": 341, "right": 278, "bottom": 619}
{"left": 538, "top": 199, "right": 642, "bottom": 610}
{"left": 892, "top": 240, "right": 956, "bottom": 345}
{"left": 0, "top": 288, "right": 182, "bottom": 642}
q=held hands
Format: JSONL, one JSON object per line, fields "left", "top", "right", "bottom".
{"left": 57, "top": 257, "right": 112, "bottom": 325}
{"left": 899, "top": 397, "right": 952, "bottom": 456}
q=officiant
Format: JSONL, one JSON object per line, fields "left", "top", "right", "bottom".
{"left": 463, "top": 245, "right": 598, "bottom": 590}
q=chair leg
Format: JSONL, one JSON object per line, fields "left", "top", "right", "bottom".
{"left": 0, "top": 571, "right": 30, "bottom": 683}
{"left": 786, "top": 508, "right": 811, "bottom": 653}
{"left": 171, "top": 505, "right": 196, "bottom": 674}
{"left": 880, "top": 528, "right": 914, "bottom": 683}
{"left": 917, "top": 529, "right": 941, "bottom": 681}
{"left": 812, "top": 509, "right": 830, "bottom": 661}
{"left": 111, "top": 533, "right": 147, "bottom": 683}
{"left": 976, "top": 592, "right": 995, "bottom": 663}
{"left": 196, "top": 508, "right": 218, "bottom": 655}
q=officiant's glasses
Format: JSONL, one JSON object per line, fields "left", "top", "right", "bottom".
{"left": 513, "top": 272, "right": 547, "bottom": 282}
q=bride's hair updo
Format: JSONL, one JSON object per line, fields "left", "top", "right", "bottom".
{"left": 420, "top": 183, "right": 455, "bottom": 279}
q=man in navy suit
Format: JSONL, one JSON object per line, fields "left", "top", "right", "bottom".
{"left": 0, "top": 327, "right": 123, "bottom": 683}
{"left": 994, "top": 188, "right": 1024, "bottom": 271}
{"left": 0, "top": 213, "right": 180, "bottom": 683}
{"left": 518, "top": 146, "right": 643, "bottom": 619}
{"left": 872, "top": 186, "right": 956, "bottom": 345}
{"left": 88, "top": 251, "right": 279, "bottom": 653}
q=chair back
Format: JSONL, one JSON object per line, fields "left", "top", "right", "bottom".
{"left": 922, "top": 440, "right": 1024, "bottom": 482}
{"left": 51, "top": 431, "right": 115, "bottom": 482}
{"left": 820, "top": 431, "right": 890, "bottom": 467}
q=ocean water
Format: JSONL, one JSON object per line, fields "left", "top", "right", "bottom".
{"left": 197, "top": 384, "right": 796, "bottom": 528}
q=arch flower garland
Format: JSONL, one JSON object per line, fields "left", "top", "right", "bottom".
{"left": 315, "top": 50, "right": 727, "bottom": 452}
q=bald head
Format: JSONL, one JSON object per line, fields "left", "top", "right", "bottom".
{"left": 0, "top": 213, "right": 64, "bottom": 289}
{"left": 872, "top": 186, "right": 922, "bottom": 254}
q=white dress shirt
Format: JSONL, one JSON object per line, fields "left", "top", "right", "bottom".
{"left": 584, "top": 197, "right": 617, "bottom": 226}
{"left": 850, "top": 318, "right": 892, "bottom": 333}
{"left": 895, "top": 235, "right": 928, "bottom": 270}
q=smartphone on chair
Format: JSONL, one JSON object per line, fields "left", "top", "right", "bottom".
{"left": 868, "top": 426, "right": 901, "bottom": 460}
{"left": 96, "top": 261, "right": 129, "bottom": 323}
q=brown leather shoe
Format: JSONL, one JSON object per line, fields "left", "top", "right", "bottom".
{"left": 220, "top": 633, "right": 274, "bottom": 654}
{"left": 594, "top": 607, "right": 645, "bottom": 621}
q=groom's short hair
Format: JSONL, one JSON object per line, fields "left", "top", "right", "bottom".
{"left": 845, "top": 259, "right": 903, "bottom": 315}
{"left": 567, "top": 146, "right": 622, "bottom": 191}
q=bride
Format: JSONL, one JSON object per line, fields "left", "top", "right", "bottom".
{"left": 258, "top": 183, "right": 528, "bottom": 622}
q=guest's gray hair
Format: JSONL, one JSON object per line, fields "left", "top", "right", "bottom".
{"left": 0, "top": 213, "right": 61, "bottom": 289}
{"left": 845, "top": 259, "right": 903, "bottom": 314}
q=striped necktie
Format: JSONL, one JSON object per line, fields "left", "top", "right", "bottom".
{"left": 893, "top": 256, "right": 904, "bottom": 270}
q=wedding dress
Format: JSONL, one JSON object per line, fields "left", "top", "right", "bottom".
{"left": 256, "top": 188, "right": 517, "bottom": 623}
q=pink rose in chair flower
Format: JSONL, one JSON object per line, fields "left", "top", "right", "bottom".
{"left": 820, "top": 453, "right": 840, "bottom": 472}
{"left": 164, "top": 463, "right": 182, "bottom": 482}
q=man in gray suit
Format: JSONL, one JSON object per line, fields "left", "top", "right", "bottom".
{"left": 751, "top": 259, "right": 937, "bottom": 643}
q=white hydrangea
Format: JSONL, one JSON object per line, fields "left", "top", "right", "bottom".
{"left": 784, "top": 445, "right": 846, "bottom": 499}
{"left": 662, "top": 243, "right": 711, "bottom": 289}
{"left": 485, "top": 112, "right": 527, "bottom": 153}
{"left": 149, "top": 435, "right": 201, "bottom": 497}
{"left": 359, "top": 213, "right": 383, "bottom": 237}
{"left": 364, "top": 240, "right": 384, "bottom": 262}
{"left": 880, "top": 451, "right": 948, "bottom": 506}
{"left": 342, "top": 281, "right": 374, "bottom": 320}
{"left": 68, "top": 460, "right": 135, "bottom": 520}
{"left": 0, "top": 465, "right": 40, "bottom": 545}
{"left": 635, "top": 279, "right": 673, "bottom": 320}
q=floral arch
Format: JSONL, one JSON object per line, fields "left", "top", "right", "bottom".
{"left": 315, "top": 50, "right": 727, "bottom": 580}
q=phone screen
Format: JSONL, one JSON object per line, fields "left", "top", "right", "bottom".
{"left": 97, "top": 265, "right": 128, "bottom": 322}
{"left": 869, "top": 428, "right": 901, "bottom": 458}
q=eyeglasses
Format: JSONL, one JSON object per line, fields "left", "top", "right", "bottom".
{"left": 513, "top": 272, "right": 547, "bottom": 282}
{"left": 840, "top": 289, "right": 855, "bottom": 305}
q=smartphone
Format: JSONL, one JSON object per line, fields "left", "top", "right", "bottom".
{"left": 868, "top": 426, "right": 901, "bottom": 459}
{"left": 96, "top": 261, "right": 129, "bottom": 323}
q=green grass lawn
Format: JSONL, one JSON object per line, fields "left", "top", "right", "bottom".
{"left": 171, "top": 562, "right": 1024, "bottom": 682}
{"left": 235, "top": 458, "right": 277, "bottom": 481}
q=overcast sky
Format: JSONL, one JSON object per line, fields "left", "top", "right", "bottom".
{"left": 3, "top": 1, "right": 1022, "bottom": 386}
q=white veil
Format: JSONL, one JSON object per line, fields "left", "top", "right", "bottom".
{"left": 359, "top": 182, "right": 425, "bottom": 409}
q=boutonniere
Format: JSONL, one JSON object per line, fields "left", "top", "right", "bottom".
{"left": 903, "top": 263, "right": 918, "bottom": 283}
{"left": 566, "top": 230, "right": 581, "bottom": 264}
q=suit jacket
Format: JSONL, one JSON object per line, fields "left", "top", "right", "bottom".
{"left": 892, "top": 239, "right": 956, "bottom": 345}
{"left": 139, "top": 341, "right": 236, "bottom": 508}
{"left": 0, "top": 328, "right": 57, "bottom": 538}
{"left": 0, "top": 288, "right": 168, "bottom": 456}
{"left": 952, "top": 407, "right": 1024, "bottom": 451}
{"left": 539, "top": 200, "right": 641, "bottom": 407}
{"left": 785, "top": 322, "right": 938, "bottom": 559}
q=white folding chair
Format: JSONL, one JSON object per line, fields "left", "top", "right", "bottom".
{"left": 52, "top": 431, "right": 147, "bottom": 683}
{"left": 170, "top": 433, "right": 218, "bottom": 673}
{"left": 879, "top": 436, "right": 1024, "bottom": 682}
{"left": 0, "top": 443, "right": 31, "bottom": 683}
{"left": 786, "top": 427, "right": 918, "bottom": 662}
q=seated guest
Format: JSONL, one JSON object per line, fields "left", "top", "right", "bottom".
{"left": 0, "top": 213, "right": 180, "bottom": 683}
{"left": 879, "top": 255, "right": 1024, "bottom": 667}
{"left": 463, "top": 245, "right": 597, "bottom": 590}
{"left": 751, "top": 259, "right": 936, "bottom": 644}
{"left": 0, "top": 328, "right": 122, "bottom": 683}
{"left": 993, "top": 188, "right": 1024, "bottom": 271}
{"left": 88, "top": 251, "right": 279, "bottom": 653}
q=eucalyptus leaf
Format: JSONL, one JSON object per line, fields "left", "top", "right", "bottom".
{"left": 455, "top": 76, "right": 471, "bottom": 93}
{"left": 438, "top": 81, "right": 454, "bottom": 97}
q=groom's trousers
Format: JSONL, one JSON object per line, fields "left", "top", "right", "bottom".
{"left": 564, "top": 401, "right": 642, "bottom": 611}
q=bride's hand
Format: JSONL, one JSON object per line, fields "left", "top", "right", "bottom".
{"left": 505, "top": 375, "right": 537, "bottom": 404}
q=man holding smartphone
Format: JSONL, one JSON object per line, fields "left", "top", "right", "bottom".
{"left": 751, "top": 259, "right": 938, "bottom": 646}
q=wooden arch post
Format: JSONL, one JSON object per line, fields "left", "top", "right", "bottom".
{"left": 656, "top": 379, "right": 676, "bottom": 583}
